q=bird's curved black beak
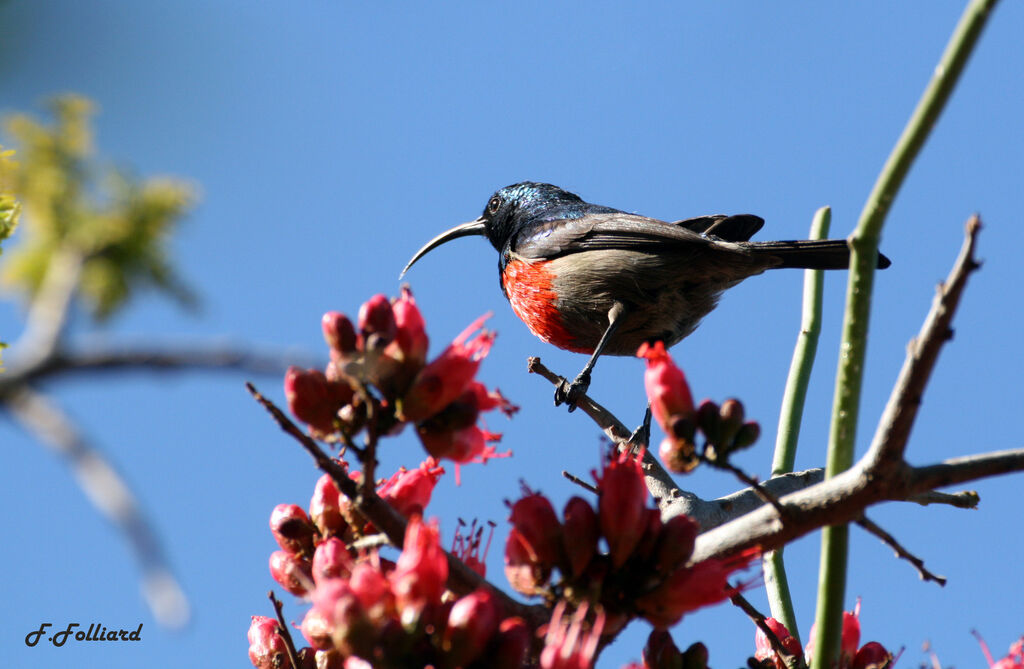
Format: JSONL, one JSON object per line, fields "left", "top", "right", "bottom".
{"left": 400, "top": 216, "right": 488, "bottom": 278}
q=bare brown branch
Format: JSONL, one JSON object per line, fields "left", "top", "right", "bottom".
{"left": 5, "top": 386, "right": 190, "bottom": 628}
{"left": 865, "top": 215, "right": 982, "bottom": 467}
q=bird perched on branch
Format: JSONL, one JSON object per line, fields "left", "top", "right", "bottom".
{"left": 402, "top": 182, "right": 890, "bottom": 410}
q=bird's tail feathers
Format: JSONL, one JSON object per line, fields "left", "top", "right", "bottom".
{"left": 746, "top": 239, "right": 891, "bottom": 270}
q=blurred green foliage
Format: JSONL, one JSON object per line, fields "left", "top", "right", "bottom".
{"left": 1, "top": 94, "right": 197, "bottom": 320}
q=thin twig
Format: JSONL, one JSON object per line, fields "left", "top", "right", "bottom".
{"left": 731, "top": 592, "right": 805, "bottom": 669}
{"left": 562, "top": 470, "right": 599, "bottom": 494}
{"left": 704, "top": 456, "right": 788, "bottom": 518}
{"left": 856, "top": 516, "right": 946, "bottom": 585}
{"left": 268, "top": 591, "right": 302, "bottom": 669}
{"left": 527, "top": 357, "right": 685, "bottom": 508}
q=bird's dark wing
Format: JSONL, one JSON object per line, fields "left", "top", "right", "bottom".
{"left": 672, "top": 214, "right": 764, "bottom": 242}
{"left": 513, "top": 212, "right": 760, "bottom": 259}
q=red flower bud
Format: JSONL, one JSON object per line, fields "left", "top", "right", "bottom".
{"left": 270, "top": 503, "right": 316, "bottom": 557}
{"left": 322, "top": 312, "right": 357, "bottom": 357}
{"left": 389, "top": 516, "right": 448, "bottom": 619}
{"left": 492, "top": 617, "right": 531, "bottom": 669}
{"left": 357, "top": 294, "right": 397, "bottom": 349}
{"left": 310, "top": 473, "right": 345, "bottom": 538}
{"left": 682, "top": 642, "right": 710, "bottom": 669}
{"left": 632, "top": 507, "right": 665, "bottom": 564}
{"left": 508, "top": 491, "right": 564, "bottom": 569}
{"left": 392, "top": 285, "right": 429, "bottom": 365}
{"left": 284, "top": 367, "right": 353, "bottom": 435}
{"left": 852, "top": 642, "right": 893, "bottom": 669}
{"left": 638, "top": 341, "right": 695, "bottom": 433}
{"left": 310, "top": 578, "right": 374, "bottom": 658}
{"left": 754, "top": 617, "right": 803, "bottom": 669}
{"left": 598, "top": 450, "right": 648, "bottom": 568}
{"left": 504, "top": 527, "right": 550, "bottom": 596}
{"left": 348, "top": 561, "right": 392, "bottom": 621}
{"left": 444, "top": 589, "right": 500, "bottom": 667}
{"left": 717, "top": 398, "right": 745, "bottom": 447}
{"left": 312, "top": 537, "right": 354, "bottom": 585}
{"left": 270, "top": 550, "right": 314, "bottom": 596}
{"left": 400, "top": 314, "right": 494, "bottom": 422}
{"left": 652, "top": 514, "right": 698, "bottom": 574}
{"left": 248, "top": 616, "right": 290, "bottom": 669}
{"left": 562, "top": 496, "right": 599, "bottom": 578}
{"left": 300, "top": 606, "right": 334, "bottom": 652}
{"left": 643, "top": 628, "right": 683, "bottom": 669}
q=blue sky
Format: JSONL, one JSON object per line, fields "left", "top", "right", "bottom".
{"left": 1, "top": 2, "right": 1022, "bottom": 667}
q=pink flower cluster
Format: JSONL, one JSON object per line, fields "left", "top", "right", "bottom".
{"left": 754, "top": 601, "right": 893, "bottom": 669}
{"left": 250, "top": 516, "right": 531, "bottom": 669}
{"left": 505, "top": 448, "right": 758, "bottom": 634}
{"left": 284, "top": 288, "right": 517, "bottom": 468}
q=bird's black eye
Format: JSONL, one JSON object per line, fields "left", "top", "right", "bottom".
{"left": 487, "top": 196, "right": 502, "bottom": 215}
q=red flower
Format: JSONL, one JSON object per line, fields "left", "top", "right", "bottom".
{"left": 507, "top": 490, "right": 564, "bottom": 570}
{"left": 400, "top": 314, "right": 495, "bottom": 422}
{"left": 269, "top": 550, "right": 313, "bottom": 596}
{"left": 539, "top": 601, "right": 604, "bottom": 669}
{"left": 284, "top": 367, "right": 353, "bottom": 434}
{"left": 389, "top": 515, "right": 448, "bottom": 619}
{"left": 270, "top": 503, "right": 316, "bottom": 557}
{"left": 357, "top": 293, "right": 397, "bottom": 349}
{"left": 754, "top": 617, "right": 805, "bottom": 669}
{"left": 504, "top": 527, "right": 551, "bottom": 596}
{"left": 638, "top": 341, "right": 695, "bottom": 432}
{"left": 493, "top": 617, "right": 531, "bottom": 669}
{"left": 391, "top": 285, "right": 429, "bottom": 365}
{"left": 597, "top": 449, "right": 648, "bottom": 568}
{"left": 852, "top": 641, "right": 893, "bottom": 669}
{"left": 444, "top": 589, "right": 501, "bottom": 667}
{"left": 378, "top": 458, "right": 445, "bottom": 517}
{"left": 322, "top": 311, "right": 357, "bottom": 358}
{"left": 635, "top": 549, "right": 756, "bottom": 628}
{"left": 562, "top": 496, "right": 599, "bottom": 579}
{"left": 248, "top": 616, "right": 290, "bottom": 669}
{"left": 309, "top": 473, "right": 345, "bottom": 538}
{"left": 311, "top": 537, "right": 354, "bottom": 585}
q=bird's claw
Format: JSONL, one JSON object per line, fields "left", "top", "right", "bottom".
{"left": 554, "top": 370, "right": 591, "bottom": 412}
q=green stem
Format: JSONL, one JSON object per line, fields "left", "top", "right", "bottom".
{"left": 811, "top": 2, "right": 1000, "bottom": 667}
{"left": 764, "top": 206, "right": 831, "bottom": 641}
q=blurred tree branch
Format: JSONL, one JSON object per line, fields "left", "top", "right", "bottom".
{"left": 0, "top": 95, "right": 306, "bottom": 627}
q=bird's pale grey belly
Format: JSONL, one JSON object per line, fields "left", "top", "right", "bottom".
{"left": 548, "top": 249, "right": 767, "bottom": 355}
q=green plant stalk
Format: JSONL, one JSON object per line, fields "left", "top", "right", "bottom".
{"left": 764, "top": 206, "right": 832, "bottom": 642}
{"left": 810, "top": 1, "right": 1000, "bottom": 667}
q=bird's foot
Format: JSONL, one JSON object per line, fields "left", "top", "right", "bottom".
{"left": 554, "top": 370, "right": 591, "bottom": 412}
